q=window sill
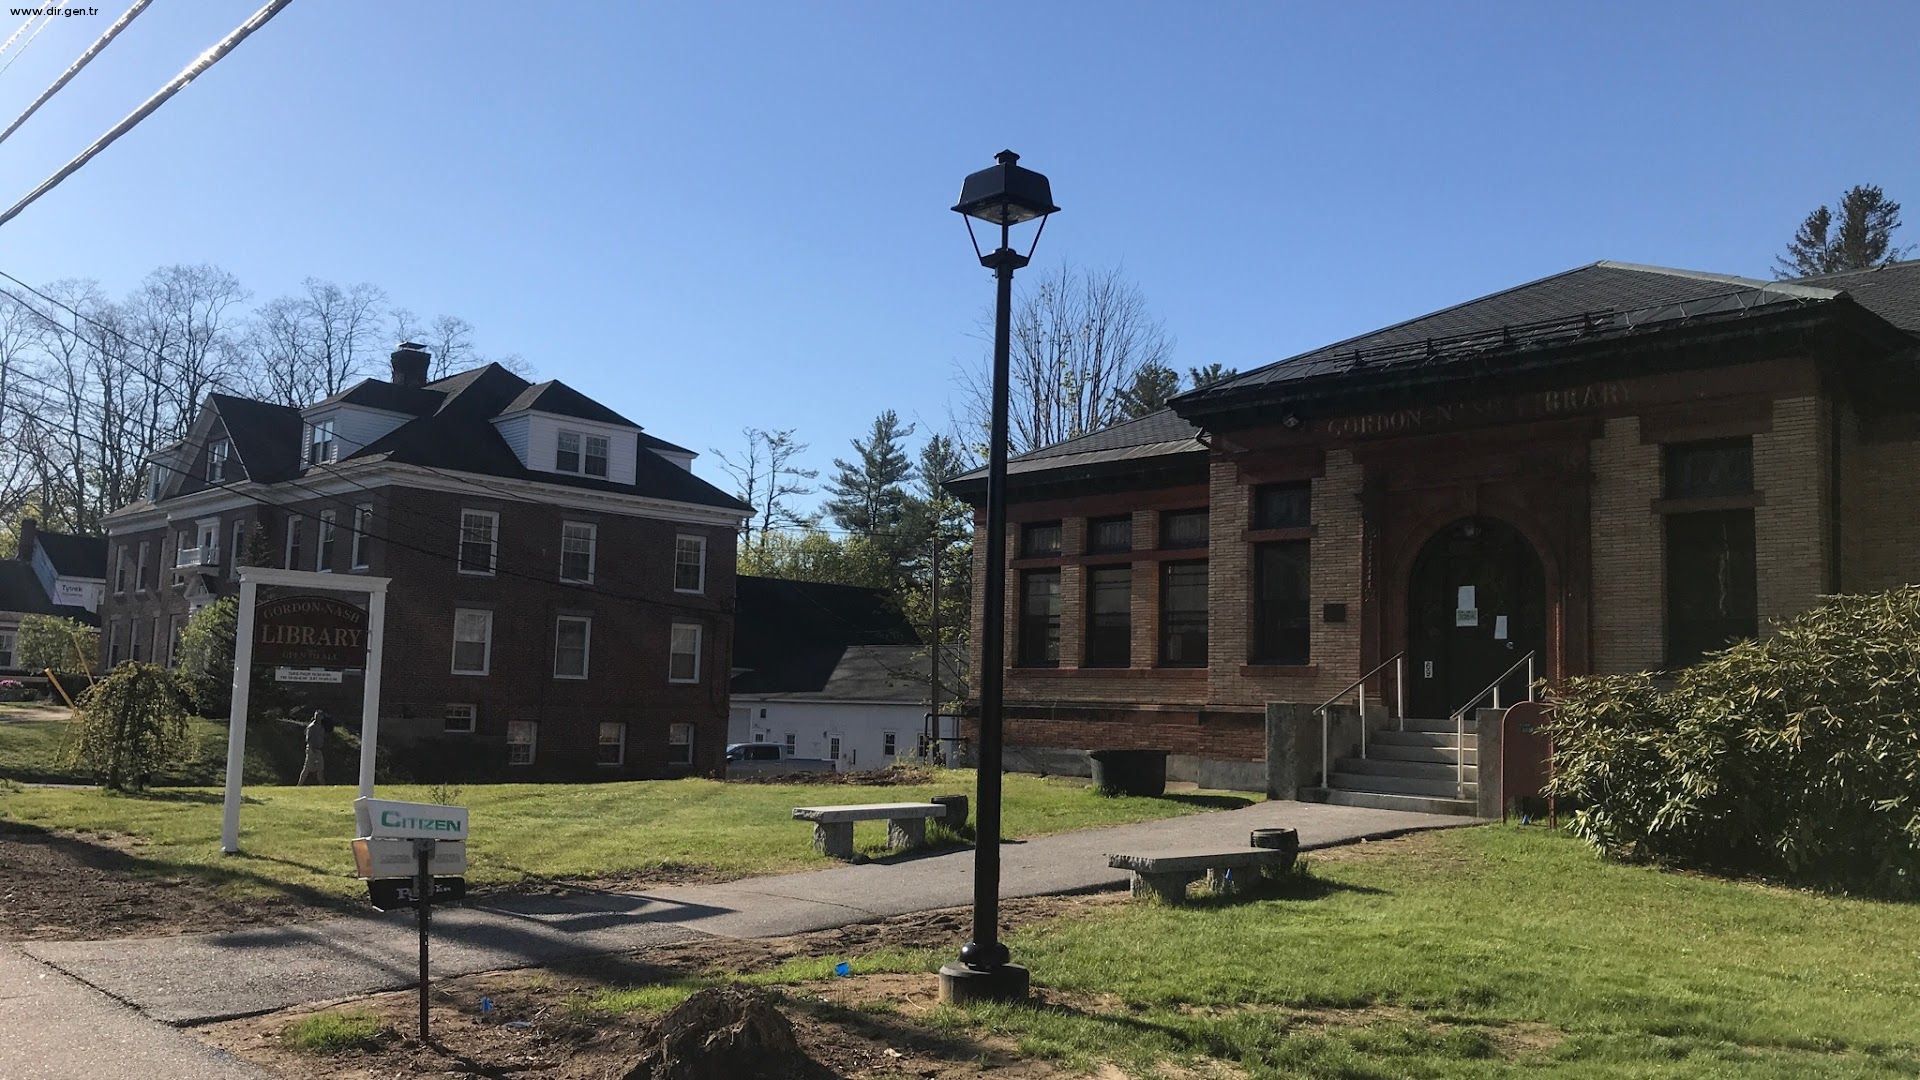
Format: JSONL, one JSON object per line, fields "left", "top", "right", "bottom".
{"left": 674, "top": 588, "right": 705, "bottom": 595}
{"left": 1244, "top": 526, "right": 1316, "bottom": 543}
{"left": 457, "top": 570, "right": 497, "bottom": 578}
{"left": 451, "top": 670, "right": 490, "bottom": 677}
{"left": 1011, "top": 665, "right": 1206, "bottom": 678}
{"left": 1239, "top": 663, "right": 1321, "bottom": 677}
{"left": 1650, "top": 493, "right": 1764, "bottom": 514}
{"left": 668, "top": 678, "right": 699, "bottom": 686}
{"left": 561, "top": 577, "right": 594, "bottom": 586}
{"left": 554, "top": 674, "right": 588, "bottom": 681}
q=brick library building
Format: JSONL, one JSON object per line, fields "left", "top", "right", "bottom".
{"left": 952, "top": 260, "right": 1920, "bottom": 811}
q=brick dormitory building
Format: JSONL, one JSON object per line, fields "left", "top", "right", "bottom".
{"left": 99, "top": 344, "right": 750, "bottom": 778}
{"left": 951, "top": 260, "right": 1920, "bottom": 812}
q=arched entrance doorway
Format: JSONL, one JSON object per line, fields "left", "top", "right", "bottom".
{"left": 1405, "top": 517, "right": 1546, "bottom": 718}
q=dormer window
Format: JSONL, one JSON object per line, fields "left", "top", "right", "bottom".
{"left": 556, "top": 430, "right": 610, "bottom": 478}
{"left": 309, "top": 419, "right": 336, "bottom": 466}
{"left": 208, "top": 439, "right": 230, "bottom": 482}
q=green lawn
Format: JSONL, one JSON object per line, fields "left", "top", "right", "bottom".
{"left": 0, "top": 705, "right": 305, "bottom": 786}
{"left": 750, "top": 826, "right": 1920, "bottom": 1078}
{"left": 0, "top": 771, "right": 1250, "bottom": 902}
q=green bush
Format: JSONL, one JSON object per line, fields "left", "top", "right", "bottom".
{"left": 1547, "top": 587, "right": 1920, "bottom": 897}
{"left": 14, "top": 614, "right": 99, "bottom": 674}
{"left": 69, "top": 662, "right": 194, "bottom": 790}
{"left": 174, "top": 597, "right": 237, "bottom": 717}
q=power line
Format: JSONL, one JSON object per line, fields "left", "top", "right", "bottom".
{"left": 0, "top": 0, "right": 154, "bottom": 149}
{"left": 0, "top": 11, "right": 52, "bottom": 79}
{"left": 0, "top": 11, "right": 43, "bottom": 62}
{"left": 0, "top": 0, "right": 295, "bottom": 231}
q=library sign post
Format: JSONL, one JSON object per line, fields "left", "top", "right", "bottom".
{"left": 220, "top": 566, "right": 391, "bottom": 853}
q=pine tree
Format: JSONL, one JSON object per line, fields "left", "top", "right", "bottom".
{"left": 1776, "top": 185, "right": 1906, "bottom": 278}
{"left": 823, "top": 411, "right": 915, "bottom": 539}
{"left": 1187, "top": 362, "right": 1238, "bottom": 388}
{"left": 1118, "top": 362, "right": 1181, "bottom": 419}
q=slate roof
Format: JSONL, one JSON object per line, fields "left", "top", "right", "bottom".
{"left": 1181, "top": 262, "right": 1839, "bottom": 401}
{"left": 731, "top": 576, "right": 922, "bottom": 696}
{"left": 500, "top": 380, "right": 642, "bottom": 429}
{"left": 1790, "top": 259, "right": 1920, "bottom": 335}
{"left": 0, "top": 561, "right": 97, "bottom": 624}
{"left": 308, "top": 380, "right": 445, "bottom": 416}
{"left": 208, "top": 394, "right": 304, "bottom": 483}
{"left": 949, "top": 407, "right": 1204, "bottom": 486}
{"left": 29, "top": 529, "right": 105, "bottom": 579}
{"left": 335, "top": 364, "right": 742, "bottom": 510}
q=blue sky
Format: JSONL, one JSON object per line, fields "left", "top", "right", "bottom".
{"left": 1, "top": 2, "right": 1915, "bottom": 508}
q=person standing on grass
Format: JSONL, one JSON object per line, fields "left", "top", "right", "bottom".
{"left": 298, "top": 709, "right": 333, "bottom": 785}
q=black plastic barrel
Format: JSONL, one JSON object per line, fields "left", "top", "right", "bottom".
{"left": 1087, "top": 748, "right": 1169, "bottom": 797}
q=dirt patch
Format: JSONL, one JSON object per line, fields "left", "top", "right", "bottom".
{"left": 197, "top": 892, "right": 1129, "bottom": 1079}
{"left": 0, "top": 821, "right": 345, "bottom": 940}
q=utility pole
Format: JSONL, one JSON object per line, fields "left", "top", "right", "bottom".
{"left": 928, "top": 536, "right": 941, "bottom": 756}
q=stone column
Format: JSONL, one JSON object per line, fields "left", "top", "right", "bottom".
{"left": 1264, "top": 702, "right": 1308, "bottom": 800}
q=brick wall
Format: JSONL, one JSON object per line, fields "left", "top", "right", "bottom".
{"left": 1753, "top": 395, "right": 1831, "bottom": 626}
{"left": 100, "top": 483, "right": 738, "bottom": 780}
{"left": 1588, "top": 416, "right": 1664, "bottom": 673}
{"left": 1841, "top": 411, "right": 1920, "bottom": 592}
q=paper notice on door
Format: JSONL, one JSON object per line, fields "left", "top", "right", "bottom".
{"left": 1457, "top": 585, "right": 1476, "bottom": 609}
{"left": 1455, "top": 608, "right": 1479, "bottom": 627}
{"left": 1494, "top": 615, "right": 1509, "bottom": 640}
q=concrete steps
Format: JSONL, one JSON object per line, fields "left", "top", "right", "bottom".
{"left": 1325, "top": 716, "right": 1481, "bottom": 816}
{"left": 1309, "top": 787, "right": 1479, "bottom": 816}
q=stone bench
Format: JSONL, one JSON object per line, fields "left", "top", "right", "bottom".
{"left": 1107, "top": 845, "right": 1298, "bottom": 903}
{"left": 792, "top": 802, "right": 949, "bottom": 860}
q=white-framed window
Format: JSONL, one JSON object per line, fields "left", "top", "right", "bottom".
{"left": 0, "top": 628, "right": 15, "bottom": 668}
{"left": 130, "top": 618, "right": 147, "bottom": 663}
{"left": 555, "top": 430, "right": 611, "bottom": 478}
{"left": 107, "top": 620, "right": 124, "bottom": 665}
{"left": 147, "top": 468, "right": 165, "bottom": 501}
{"left": 458, "top": 509, "right": 498, "bottom": 575}
{"left": 351, "top": 504, "right": 372, "bottom": 569}
{"left": 668, "top": 622, "right": 701, "bottom": 683}
{"left": 451, "top": 608, "right": 493, "bottom": 675}
{"left": 229, "top": 520, "right": 246, "bottom": 577}
{"left": 114, "top": 547, "right": 128, "bottom": 593}
{"left": 554, "top": 615, "right": 591, "bottom": 679}
{"left": 828, "top": 733, "right": 843, "bottom": 761}
{"left": 309, "top": 418, "right": 336, "bottom": 465}
{"left": 316, "top": 510, "right": 336, "bottom": 571}
{"left": 284, "top": 518, "right": 302, "bottom": 569}
{"left": 673, "top": 534, "right": 706, "bottom": 593}
{"left": 783, "top": 731, "right": 795, "bottom": 755}
{"left": 883, "top": 730, "right": 897, "bottom": 757}
{"left": 668, "top": 722, "right": 694, "bottom": 765}
{"left": 560, "top": 521, "right": 596, "bottom": 583}
{"left": 441, "top": 699, "right": 476, "bottom": 730}
{"left": 164, "top": 615, "right": 183, "bottom": 667}
{"left": 135, "top": 542, "right": 150, "bottom": 592}
{"left": 443, "top": 703, "right": 477, "bottom": 734}
{"left": 198, "top": 520, "right": 221, "bottom": 567}
{"left": 507, "top": 720, "right": 537, "bottom": 766}
{"left": 597, "top": 721, "right": 625, "bottom": 766}
{"left": 208, "top": 438, "right": 230, "bottom": 482}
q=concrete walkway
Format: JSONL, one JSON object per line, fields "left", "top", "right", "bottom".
{"left": 22, "top": 799, "right": 1470, "bottom": 1026}
{"left": 0, "top": 946, "right": 269, "bottom": 1079}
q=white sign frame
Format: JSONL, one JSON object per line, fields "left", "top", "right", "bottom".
{"left": 351, "top": 837, "right": 468, "bottom": 878}
{"left": 221, "top": 566, "right": 392, "bottom": 853}
{"left": 356, "top": 797, "right": 469, "bottom": 842}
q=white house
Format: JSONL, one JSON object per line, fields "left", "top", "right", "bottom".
{"left": 2, "top": 520, "right": 104, "bottom": 671}
{"left": 729, "top": 576, "right": 963, "bottom": 771}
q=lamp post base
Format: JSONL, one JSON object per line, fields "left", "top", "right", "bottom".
{"left": 937, "top": 962, "right": 1030, "bottom": 1004}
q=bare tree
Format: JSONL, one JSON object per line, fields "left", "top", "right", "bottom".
{"left": 127, "top": 264, "right": 248, "bottom": 430}
{"left": 960, "top": 264, "right": 1174, "bottom": 454}
{"left": 713, "top": 427, "right": 819, "bottom": 555}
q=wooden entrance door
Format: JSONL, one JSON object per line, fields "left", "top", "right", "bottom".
{"left": 1405, "top": 517, "right": 1546, "bottom": 718}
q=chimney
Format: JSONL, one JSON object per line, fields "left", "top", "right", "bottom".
{"left": 17, "top": 517, "right": 35, "bottom": 562}
{"left": 390, "top": 342, "right": 431, "bottom": 388}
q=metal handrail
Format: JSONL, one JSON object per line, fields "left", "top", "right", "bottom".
{"left": 1313, "top": 650, "right": 1405, "bottom": 788}
{"left": 1446, "top": 650, "right": 1538, "bottom": 798}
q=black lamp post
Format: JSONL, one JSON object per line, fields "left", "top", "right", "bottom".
{"left": 938, "top": 150, "right": 1057, "bottom": 1005}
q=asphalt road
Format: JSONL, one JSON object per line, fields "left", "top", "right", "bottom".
{"left": 21, "top": 798, "right": 1470, "bottom": 1026}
